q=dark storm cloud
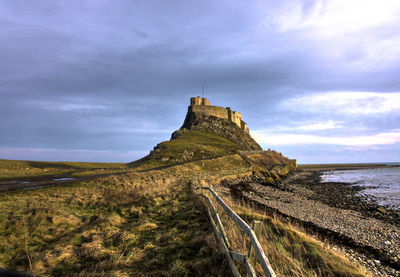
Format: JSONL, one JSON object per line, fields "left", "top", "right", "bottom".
{"left": 1, "top": 0, "right": 400, "bottom": 162}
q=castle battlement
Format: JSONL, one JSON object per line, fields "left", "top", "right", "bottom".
{"left": 190, "top": 96, "right": 210, "bottom": 106}
{"left": 188, "top": 97, "right": 249, "bottom": 133}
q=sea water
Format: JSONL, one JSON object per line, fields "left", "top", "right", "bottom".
{"left": 321, "top": 167, "right": 400, "bottom": 210}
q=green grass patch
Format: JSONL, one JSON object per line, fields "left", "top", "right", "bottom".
{"left": 129, "top": 131, "right": 239, "bottom": 170}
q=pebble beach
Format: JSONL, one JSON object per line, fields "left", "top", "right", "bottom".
{"left": 226, "top": 167, "right": 400, "bottom": 276}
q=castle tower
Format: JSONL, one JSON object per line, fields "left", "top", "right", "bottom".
{"left": 190, "top": 96, "right": 202, "bottom": 106}
{"left": 202, "top": 97, "right": 210, "bottom": 105}
{"left": 190, "top": 96, "right": 210, "bottom": 106}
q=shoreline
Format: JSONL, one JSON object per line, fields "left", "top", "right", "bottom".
{"left": 225, "top": 168, "right": 400, "bottom": 276}
{"left": 299, "top": 163, "right": 400, "bottom": 171}
{"left": 300, "top": 169, "right": 400, "bottom": 224}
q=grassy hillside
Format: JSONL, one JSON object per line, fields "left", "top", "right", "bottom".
{"left": 242, "top": 150, "right": 293, "bottom": 169}
{"left": 129, "top": 131, "right": 239, "bottom": 170}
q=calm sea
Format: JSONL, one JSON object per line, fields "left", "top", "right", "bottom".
{"left": 321, "top": 166, "right": 400, "bottom": 210}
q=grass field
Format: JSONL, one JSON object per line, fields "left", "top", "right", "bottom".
{"left": 0, "top": 154, "right": 370, "bottom": 276}
{"left": 0, "top": 131, "right": 372, "bottom": 276}
{"left": 0, "top": 156, "right": 250, "bottom": 276}
{"left": 0, "top": 159, "right": 127, "bottom": 180}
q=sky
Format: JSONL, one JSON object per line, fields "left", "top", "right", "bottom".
{"left": 1, "top": 0, "right": 400, "bottom": 164}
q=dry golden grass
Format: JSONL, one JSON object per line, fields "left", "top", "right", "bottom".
{"left": 0, "top": 150, "right": 371, "bottom": 276}
{"left": 0, "top": 154, "right": 252, "bottom": 276}
{"left": 243, "top": 150, "right": 292, "bottom": 170}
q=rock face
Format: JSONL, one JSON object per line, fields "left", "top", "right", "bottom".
{"left": 172, "top": 97, "right": 262, "bottom": 151}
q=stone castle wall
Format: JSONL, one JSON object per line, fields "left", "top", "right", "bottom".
{"left": 190, "top": 105, "right": 229, "bottom": 120}
{"left": 189, "top": 97, "right": 249, "bottom": 133}
{"left": 228, "top": 109, "right": 242, "bottom": 127}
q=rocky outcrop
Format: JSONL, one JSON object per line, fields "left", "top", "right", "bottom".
{"left": 172, "top": 112, "right": 262, "bottom": 151}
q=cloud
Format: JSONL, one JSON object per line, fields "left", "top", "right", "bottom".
{"left": 252, "top": 129, "right": 400, "bottom": 146}
{"left": 304, "top": 0, "right": 400, "bottom": 34}
{"left": 296, "top": 120, "right": 343, "bottom": 130}
{"left": 265, "top": 0, "right": 400, "bottom": 35}
{"left": 263, "top": 120, "right": 344, "bottom": 131}
{"left": 281, "top": 92, "right": 400, "bottom": 115}
{"left": 33, "top": 102, "right": 109, "bottom": 112}
{"left": 0, "top": 1, "right": 399, "bottom": 163}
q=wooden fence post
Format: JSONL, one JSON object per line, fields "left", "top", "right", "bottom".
{"left": 201, "top": 186, "right": 276, "bottom": 277}
{"left": 248, "top": 220, "right": 263, "bottom": 265}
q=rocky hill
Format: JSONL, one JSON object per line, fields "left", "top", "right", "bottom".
{"left": 173, "top": 111, "right": 262, "bottom": 151}
{"left": 129, "top": 97, "right": 263, "bottom": 169}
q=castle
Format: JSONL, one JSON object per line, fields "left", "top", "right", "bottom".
{"left": 187, "top": 96, "right": 249, "bottom": 133}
